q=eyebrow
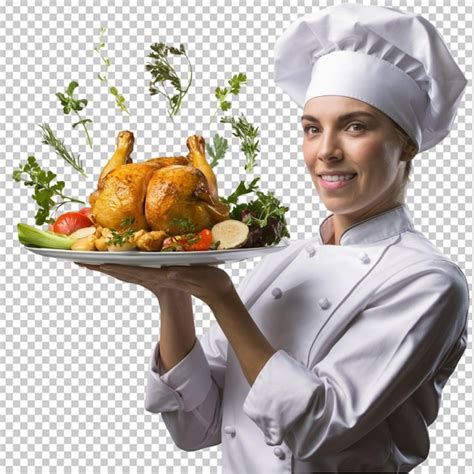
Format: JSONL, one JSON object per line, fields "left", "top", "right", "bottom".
{"left": 300, "top": 111, "right": 377, "bottom": 123}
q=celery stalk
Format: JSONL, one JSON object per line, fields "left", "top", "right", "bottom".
{"left": 17, "top": 223, "right": 75, "bottom": 249}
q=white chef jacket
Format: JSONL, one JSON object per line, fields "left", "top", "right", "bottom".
{"left": 145, "top": 204, "right": 469, "bottom": 473}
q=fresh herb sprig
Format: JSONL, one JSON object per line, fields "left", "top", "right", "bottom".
{"left": 56, "top": 81, "right": 93, "bottom": 149}
{"left": 94, "top": 26, "right": 131, "bottom": 115}
{"left": 145, "top": 42, "right": 193, "bottom": 122}
{"left": 12, "top": 156, "right": 85, "bottom": 225}
{"left": 209, "top": 73, "right": 247, "bottom": 124}
{"left": 205, "top": 133, "right": 229, "bottom": 168}
{"left": 221, "top": 114, "right": 260, "bottom": 172}
{"left": 38, "top": 123, "right": 87, "bottom": 177}
{"left": 108, "top": 217, "right": 136, "bottom": 246}
{"left": 220, "top": 177, "right": 260, "bottom": 206}
{"left": 169, "top": 217, "right": 196, "bottom": 234}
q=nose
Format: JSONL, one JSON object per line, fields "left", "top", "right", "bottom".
{"left": 317, "top": 131, "right": 343, "bottom": 163}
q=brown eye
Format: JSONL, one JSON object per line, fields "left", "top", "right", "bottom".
{"left": 303, "top": 125, "right": 319, "bottom": 135}
{"left": 349, "top": 123, "right": 366, "bottom": 131}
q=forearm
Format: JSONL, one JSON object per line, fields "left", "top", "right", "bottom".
{"left": 155, "top": 289, "right": 196, "bottom": 373}
{"left": 208, "top": 286, "right": 276, "bottom": 386}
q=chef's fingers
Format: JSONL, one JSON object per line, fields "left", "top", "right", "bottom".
{"left": 75, "top": 262, "right": 185, "bottom": 290}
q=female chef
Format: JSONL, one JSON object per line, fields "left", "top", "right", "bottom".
{"left": 77, "top": 4, "right": 469, "bottom": 473}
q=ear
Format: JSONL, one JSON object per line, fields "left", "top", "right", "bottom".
{"left": 400, "top": 139, "right": 418, "bottom": 162}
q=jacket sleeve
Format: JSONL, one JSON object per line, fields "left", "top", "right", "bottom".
{"left": 242, "top": 259, "right": 470, "bottom": 460}
{"left": 144, "top": 321, "right": 227, "bottom": 450}
{"left": 144, "top": 266, "right": 257, "bottom": 451}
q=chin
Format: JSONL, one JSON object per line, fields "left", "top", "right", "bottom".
{"left": 319, "top": 197, "right": 358, "bottom": 215}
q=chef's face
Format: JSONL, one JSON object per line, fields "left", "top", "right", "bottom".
{"left": 301, "top": 96, "right": 414, "bottom": 218}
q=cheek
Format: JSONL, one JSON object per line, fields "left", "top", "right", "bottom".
{"left": 302, "top": 141, "right": 316, "bottom": 169}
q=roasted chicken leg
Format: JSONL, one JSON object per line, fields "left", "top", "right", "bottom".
{"left": 89, "top": 131, "right": 230, "bottom": 234}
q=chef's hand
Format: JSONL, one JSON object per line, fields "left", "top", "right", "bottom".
{"left": 74, "top": 262, "right": 234, "bottom": 308}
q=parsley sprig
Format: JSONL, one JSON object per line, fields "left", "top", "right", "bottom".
{"left": 221, "top": 114, "right": 260, "bottom": 172}
{"left": 108, "top": 217, "right": 136, "bottom": 246}
{"left": 56, "top": 81, "right": 93, "bottom": 149}
{"left": 94, "top": 26, "right": 131, "bottom": 115}
{"left": 38, "top": 123, "right": 87, "bottom": 177}
{"left": 12, "top": 156, "right": 85, "bottom": 225}
{"left": 209, "top": 73, "right": 247, "bottom": 124}
{"left": 205, "top": 133, "right": 229, "bottom": 168}
{"left": 145, "top": 42, "right": 193, "bottom": 122}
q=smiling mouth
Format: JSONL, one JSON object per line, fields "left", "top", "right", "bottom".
{"left": 318, "top": 174, "right": 357, "bottom": 182}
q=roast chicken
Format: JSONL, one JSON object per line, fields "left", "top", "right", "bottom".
{"left": 89, "top": 131, "right": 230, "bottom": 235}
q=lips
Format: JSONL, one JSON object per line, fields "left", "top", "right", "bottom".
{"left": 318, "top": 173, "right": 357, "bottom": 190}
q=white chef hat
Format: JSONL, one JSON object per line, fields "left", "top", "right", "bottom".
{"left": 274, "top": 3, "right": 467, "bottom": 153}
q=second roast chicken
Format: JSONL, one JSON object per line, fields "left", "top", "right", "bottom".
{"left": 89, "top": 131, "right": 230, "bottom": 235}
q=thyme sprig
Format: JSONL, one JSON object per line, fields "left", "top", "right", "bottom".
{"left": 94, "top": 26, "right": 131, "bottom": 115}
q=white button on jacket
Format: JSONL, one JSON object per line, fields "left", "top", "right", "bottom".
{"left": 145, "top": 204, "right": 469, "bottom": 473}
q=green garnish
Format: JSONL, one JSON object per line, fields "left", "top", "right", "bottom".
{"left": 145, "top": 42, "right": 193, "bottom": 122}
{"left": 220, "top": 114, "right": 260, "bottom": 173}
{"left": 38, "top": 123, "right": 87, "bottom": 177}
{"left": 94, "top": 26, "right": 131, "bottom": 115}
{"left": 220, "top": 177, "right": 260, "bottom": 205}
{"left": 169, "top": 217, "right": 196, "bottom": 234}
{"left": 108, "top": 217, "right": 136, "bottom": 246}
{"left": 209, "top": 73, "right": 247, "bottom": 124}
{"left": 12, "top": 156, "right": 85, "bottom": 225}
{"left": 231, "top": 191, "right": 289, "bottom": 229}
{"left": 205, "top": 133, "right": 229, "bottom": 168}
{"left": 17, "top": 223, "right": 76, "bottom": 249}
{"left": 55, "top": 81, "right": 93, "bottom": 149}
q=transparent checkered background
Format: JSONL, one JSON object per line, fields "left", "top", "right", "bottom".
{"left": 0, "top": 0, "right": 472, "bottom": 472}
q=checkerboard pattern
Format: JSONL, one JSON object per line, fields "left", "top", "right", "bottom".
{"left": 1, "top": 0, "right": 472, "bottom": 472}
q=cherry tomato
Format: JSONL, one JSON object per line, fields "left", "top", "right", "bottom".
{"left": 52, "top": 211, "right": 93, "bottom": 235}
{"left": 186, "top": 229, "right": 213, "bottom": 251}
{"left": 162, "top": 229, "right": 213, "bottom": 251}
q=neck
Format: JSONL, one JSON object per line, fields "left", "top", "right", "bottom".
{"left": 330, "top": 199, "right": 405, "bottom": 245}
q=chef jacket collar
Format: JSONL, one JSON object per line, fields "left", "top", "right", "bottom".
{"left": 319, "top": 204, "right": 415, "bottom": 246}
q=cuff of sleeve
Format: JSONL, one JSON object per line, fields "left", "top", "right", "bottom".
{"left": 145, "top": 338, "right": 213, "bottom": 413}
{"left": 243, "top": 349, "right": 321, "bottom": 446}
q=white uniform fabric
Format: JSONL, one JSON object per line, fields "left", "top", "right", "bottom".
{"left": 145, "top": 204, "right": 469, "bottom": 473}
{"left": 273, "top": 3, "right": 468, "bottom": 153}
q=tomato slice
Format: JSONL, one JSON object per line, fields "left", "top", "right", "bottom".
{"left": 52, "top": 211, "right": 93, "bottom": 235}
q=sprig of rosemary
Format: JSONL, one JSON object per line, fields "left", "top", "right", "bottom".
{"left": 209, "top": 73, "right": 247, "bottom": 124}
{"left": 12, "top": 155, "right": 85, "bottom": 225}
{"left": 38, "top": 123, "right": 87, "bottom": 177}
{"left": 220, "top": 114, "right": 260, "bottom": 172}
{"left": 145, "top": 42, "right": 193, "bottom": 122}
{"left": 94, "top": 26, "right": 131, "bottom": 115}
{"left": 205, "top": 133, "right": 229, "bottom": 168}
{"left": 56, "top": 81, "right": 93, "bottom": 149}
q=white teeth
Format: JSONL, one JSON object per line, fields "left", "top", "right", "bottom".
{"left": 321, "top": 174, "right": 356, "bottom": 182}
